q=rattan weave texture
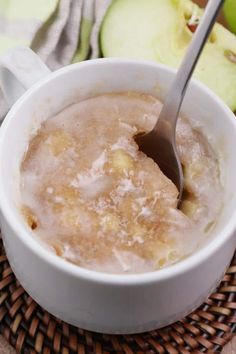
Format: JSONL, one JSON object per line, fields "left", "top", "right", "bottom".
{"left": 0, "top": 237, "right": 235, "bottom": 353}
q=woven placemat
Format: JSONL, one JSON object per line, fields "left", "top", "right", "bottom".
{"left": 0, "top": 237, "right": 235, "bottom": 354}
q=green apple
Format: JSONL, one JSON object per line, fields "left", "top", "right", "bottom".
{"left": 224, "top": 0, "right": 236, "bottom": 34}
{"left": 101, "top": 0, "right": 236, "bottom": 111}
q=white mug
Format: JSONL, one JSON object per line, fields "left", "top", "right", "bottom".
{"left": 0, "top": 47, "right": 235, "bottom": 334}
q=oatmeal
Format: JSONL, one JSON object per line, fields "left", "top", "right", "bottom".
{"left": 20, "top": 92, "right": 222, "bottom": 273}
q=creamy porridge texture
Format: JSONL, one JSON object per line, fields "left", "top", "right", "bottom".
{"left": 21, "top": 92, "right": 222, "bottom": 273}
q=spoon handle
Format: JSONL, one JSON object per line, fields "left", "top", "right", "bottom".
{"left": 155, "top": 0, "right": 224, "bottom": 134}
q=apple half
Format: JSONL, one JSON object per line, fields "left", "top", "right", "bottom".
{"left": 101, "top": 0, "right": 236, "bottom": 111}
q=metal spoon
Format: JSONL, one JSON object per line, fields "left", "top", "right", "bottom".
{"left": 135, "top": 0, "right": 224, "bottom": 203}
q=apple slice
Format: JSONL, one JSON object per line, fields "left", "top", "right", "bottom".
{"left": 101, "top": 0, "right": 236, "bottom": 111}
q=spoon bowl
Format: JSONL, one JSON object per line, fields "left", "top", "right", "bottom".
{"left": 135, "top": 128, "right": 183, "bottom": 202}
{"left": 135, "top": 0, "right": 224, "bottom": 202}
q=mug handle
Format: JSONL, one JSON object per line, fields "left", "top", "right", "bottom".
{"left": 0, "top": 46, "right": 51, "bottom": 106}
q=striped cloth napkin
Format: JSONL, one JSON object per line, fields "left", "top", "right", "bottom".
{"left": 0, "top": 0, "right": 112, "bottom": 118}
